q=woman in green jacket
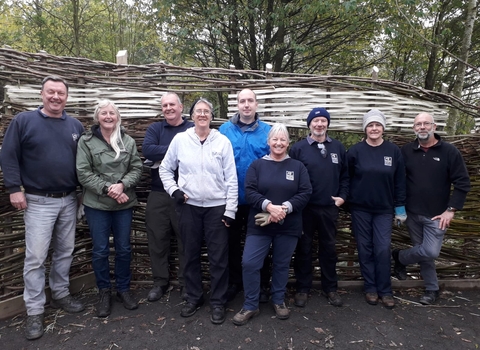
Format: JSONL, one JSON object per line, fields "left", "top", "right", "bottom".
{"left": 76, "top": 99, "right": 142, "bottom": 317}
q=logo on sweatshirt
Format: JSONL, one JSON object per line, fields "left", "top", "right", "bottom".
{"left": 72, "top": 133, "right": 79, "bottom": 142}
{"left": 286, "top": 171, "right": 294, "bottom": 181}
{"left": 330, "top": 153, "right": 338, "bottom": 164}
{"left": 384, "top": 156, "right": 392, "bottom": 166}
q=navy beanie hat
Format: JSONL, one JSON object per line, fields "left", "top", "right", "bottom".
{"left": 307, "top": 107, "right": 330, "bottom": 127}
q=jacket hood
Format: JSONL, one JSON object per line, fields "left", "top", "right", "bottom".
{"left": 230, "top": 112, "right": 260, "bottom": 125}
{"left": 185, "top": 127, "right": 221, "bottom": 143}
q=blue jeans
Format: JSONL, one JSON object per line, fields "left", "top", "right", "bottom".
{"left": 351, "top": 210, "right": 393, "bottom": 297}
{"left": 242, "top": 234, "right": 298, "bottom": 310}
{"left": 294, "top": 204, "right": 339, "bottom": 294}
{"left": 84, "top": 206, "right": 133, "bottom": 292}
{"left": 399, "top": 213, "right": 446, "bottom": 291}
{"left": 23, "top": 192, "right": 77, "bottom": 316}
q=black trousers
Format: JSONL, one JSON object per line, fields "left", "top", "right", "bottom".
{"left": 179, "top": 204, "right": 229, "bottom": 307}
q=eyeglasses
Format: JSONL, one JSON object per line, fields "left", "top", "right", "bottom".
{"left": 317, "top": 143, "right": 327, "bottom": 158}
{"left": 194, "top": 109, "right": 211, "bottom": 116}
{"left": 414, "top": 122, "right": 434, "bottom": 128}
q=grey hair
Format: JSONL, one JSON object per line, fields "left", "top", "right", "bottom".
{"left": 268, "top": 123, "right": 290, "bottom": 143}
{"left": 93, "top": 99, "right": 125, "bottom": 160}
{"left": 192, "top": 98, "right": 213, "bottom": 112}
{"left": 161, "top": 92, "right": 182, "bottom": 105}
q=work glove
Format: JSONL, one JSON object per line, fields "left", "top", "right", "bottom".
{"left": 254, "top": 212, "right": 271, "bottom": 227}
{"left": 172, "top": 189, "right": 186, "bottom": 205}
{"left": 394, "top": 206, "right": 407, "bottom": 226}
{"left": 77, "top": 203, "right": 85, "bottom": 222}
{"left": 222, "top": 215, "right": 234, "bottom": 226}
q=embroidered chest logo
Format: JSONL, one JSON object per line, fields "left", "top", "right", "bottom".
{"left": 330, "top": 153, "right": 338, "bottom": 164}
{"left": 433, "top": 157, "right": 440, "bottom": 162}
{"left": 384, "top": 156, "right": 392, "bottom": 166}
{"left": 286, "top": 171, "right": 295, "bottom": 181}
{"left": 72, "top": 133, "right": 79, "bottom": 142}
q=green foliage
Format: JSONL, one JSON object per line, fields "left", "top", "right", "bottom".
{"left": 0, "top": 0, "right": 478, "bottom": 135}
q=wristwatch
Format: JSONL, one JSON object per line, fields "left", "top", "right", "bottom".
{"left": 447, "top": 206, "right": 456, "bottom": 212}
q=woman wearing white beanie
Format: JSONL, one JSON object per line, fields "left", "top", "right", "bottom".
{"left": 347, "top": 109, "right": 406, "bottom": 309}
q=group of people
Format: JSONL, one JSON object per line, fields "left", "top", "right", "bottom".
{"left": 0, "top": 75, "right": 470, "bottom": 340}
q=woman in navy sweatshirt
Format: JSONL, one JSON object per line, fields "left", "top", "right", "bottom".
{"left": 232, "top": 123, "right": 312, "bottom": 325}
{"left": 347, "top": 109, "right": 406, "bottom": 309}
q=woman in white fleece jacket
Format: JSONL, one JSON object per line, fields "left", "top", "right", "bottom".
{"left": 159, "top": 98, "right": 238, "bottom": 325}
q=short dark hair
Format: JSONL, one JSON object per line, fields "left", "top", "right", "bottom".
{"left": 41, "top": 75, "right": 69, "bottom": 93}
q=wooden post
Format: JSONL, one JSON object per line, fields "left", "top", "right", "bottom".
{"left": 441, "top": 82, "right": 449, "bottom": 93}
{"left": 265, "top": 63, "right": 273, "bottom": 79}
{"left": 264, "top": 63, "right": 273, "bottom": 118}
{"left": 116, "top": 50, "right": 128, "bottom": 65}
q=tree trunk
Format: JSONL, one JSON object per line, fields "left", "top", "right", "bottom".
{"left": 448, "top": 0, "right": 477, "bottom": 134}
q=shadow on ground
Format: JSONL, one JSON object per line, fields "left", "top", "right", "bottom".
{"left": 1, "top": 286, "right": 479, "bottom": 350}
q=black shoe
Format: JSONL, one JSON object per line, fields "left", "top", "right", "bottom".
{"left": 25, "top": 314, "right": 44, "bottom": 340}
{"left": 148, "top": 285, "right": 168, "bottom": 302}
{"left": 181, "top": 299, "right": 204, "bottom": 318}
{"left": 259, "top": 286, "right": 270, "bottom": 303}
{"left": 392, "top": 249, "right": 407, "bottom": 280}
{"left": 116, "top": 291, "right": 139, "bottom": 310}
{"left": 50, "top": 294, "right": 85, "bottom": 313}
{"left": 419, "top": 290, "right": 439, "bottom": 305}
{"left": 322, "top": 291, "right": 343, "bottom": 307}
{"left": 96, "top": 289, "right": 112, "bottom": 317}
{"left": 210, "top": 306, "right": 226, "bottom": 324}
{"left": 226, "top": 284, "right": 242, "bottom": 302}
{"left": 294, "top": 292, "right": 308, "bottom": 307}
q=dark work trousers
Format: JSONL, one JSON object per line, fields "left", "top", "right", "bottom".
{"left": 350, "top": 209, "right": 393, "bottom": 297}
{"left": 228, "top": 204, "right": 272, "bottom": 288}
{"left": 294, "top": 204, "right": 339, "bottom": 293}
{"left": 145, "top": 191, "right": 185, "bottom": 287}
{"left": 179, "top": 204, "right": 229, "bottom": 307}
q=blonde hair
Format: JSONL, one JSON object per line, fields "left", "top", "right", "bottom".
{"left": 93, "top": 99, "right": 125, "bottom": 159}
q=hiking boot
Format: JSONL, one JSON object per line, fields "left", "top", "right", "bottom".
{"left": 181, "top": 299, "right": 204, "bottom": 317}
{"left": 419, "top": 290, "right": 439, "bottom": 305}
{"left": 365, "top": 292, "right": 379, "bottom": 305}
{"left": 148, "top": 285, "right": 168, "bottom": 302}
{"left": 210, "top": 306, "right": 226, "bottom": 325}
{"left": 226, "top": 284, "right": 242, "bottom": 302}
{"left": 116, "top": 291, "right": 138, "bottom": 310}
{"left": 232, "top": 308, "right": 260, "bottom": 326}
{"left": 96, "top": 289, "right": 112, "bottom": 317}
{"left": 380, "top": 295, "right": 395, "bottom": 309}
{"left": 272, "top": 302, "right": 290, "bottom": 320}
{"left": 25, "top": 314, "right": 44, "bottom": 340}
{"left": 294, "top": 292, "right": 308, "bottom": 307}
{"left": 259, "top": 286, "right": 270, "bottom": 303}
{"left": 50, "top": 294, "right": 85, "bottom": 313}
{"left": 322, "top": 291, "right": 343, "bottom": 307}
{"left": 392, "top": 249, "right": 407, "bottom": 280}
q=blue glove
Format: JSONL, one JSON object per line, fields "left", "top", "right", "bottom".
{"left": 394, "top": 206, "right": 407, "bottom": 226}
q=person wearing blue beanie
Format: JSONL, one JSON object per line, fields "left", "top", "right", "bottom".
{"left": 291, "top": 106, "right": 348, "bottom": 308}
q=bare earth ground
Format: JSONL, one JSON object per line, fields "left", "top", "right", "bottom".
{"left": 1, "top": 285, "right": 479, "bottom": 350}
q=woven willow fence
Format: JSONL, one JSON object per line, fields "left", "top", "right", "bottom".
{"left": 0, "top": 48, "right": 479, "bottom": 304}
